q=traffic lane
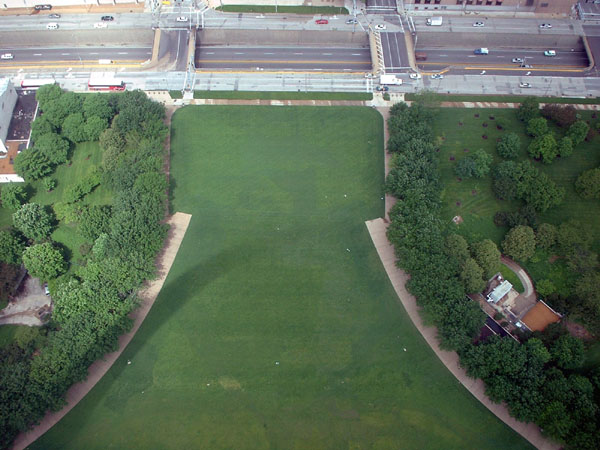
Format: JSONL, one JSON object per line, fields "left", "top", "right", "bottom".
{"left": 418, "top": 48, "right": 589, "bottom": 67}
{"left": 413, "top": 17, "right": 576, "bottom": 34}
{"left": 0, "top": 13, "right": 151, "bottom": 30}
{"left": 381, "top": 32, "right": 410, "bottom": 71}
{"left": 175, "top": 30, "right": 190, "bottom": 72}
{"left": 196, "top": 46, "right": 371, "bottom": 70}
{"left": 583, "top": 35, "right": 600, "bottom": 77}
{"left": 0, "top": 46, "right": 151, "bottom": 63}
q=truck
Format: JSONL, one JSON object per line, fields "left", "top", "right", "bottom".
{"left": 426, "top": 17, "right": 443, "bottom": 26}
{"left": 474, "top": 48, "right": 489, "bottom": 55}
{"left": 380, "top": 74, "right": 403, "bottom": 85}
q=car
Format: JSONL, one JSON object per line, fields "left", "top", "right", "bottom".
{"left": 473, "top": 22, "right": 485, "bottom": 27}
{"left": 539, "top": 23, "right": 552, "bottom": 29}
{"left": 48, "top": 13, "right": 61, "bottom": 19}
{"left": 519, "top": 82, "right": 532, "bottom": 88}
{"left": 176, "top": 16, "right": 189, "bottom": 22}
{"left": 315, "top": 19, "right": 328, "bottom": 25}
{"left": 346, "top": 18, "right": 358, "bottom": 24}
{"left": 46, "top": 23, "right": 58, "bottom": 30}
{"left": 512, "top": 57, "right": 524, "bottom": 63}
{"left": 364, "top": 72, "right": 373, "bottom": 78}
{"left": 520, "top": 64, "right": 532, "bottom": 68}
{"left": 431, "top": 73, "right": 444, "bottom": 79}
{"left": 544, "top": 50, "right": 556, "bottom": 56}
{"left": 34, "top": 4, "right": 52, "bottom": 10}
{"left": 375, "top": 24, "right": 387, "bottom": 30}
{"left": 409, "top": 73, "right": 422, "bottom": 80}
{"left": 94, "top": 22, "right": 108, "bottom": 28}
{"left": 43, "top": 283, "right": 50, "bottom": 296}
{"left": 376, "top": 85, "right": 389, "bottom": 92}
{"left": 474, "top": 48, "right": 489, "bottom": 55}
{"left": 0, "top": 53, "right": 14, "bottom": 60}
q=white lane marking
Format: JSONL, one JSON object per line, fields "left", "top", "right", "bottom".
{"left": 294, "top": 52, "right": 303, "bottom": 55}
{"left": 206, "top": 52, "right": 215, "bottom": 54}
{"left": 352, "top": 53, "right": 361, "bottom": 56}
{"left": 264, "top": 52, "right": 274, "bottom": 55}
{"left": 235, "top": 52, "right": 244, "bottom": 55}
{"left": 322, "top": 53, "right": 332, "bottom": 55}
{"left": 33, "top": 53, "right": 42, "bottom": 56}
{"left": 90, "top": 52, "right": 99, "bottom": 55}
{"left": 118, "top": 52, "right": 128, "bottom": 55}
{"left": 61, "top": 53, "right": 70, "bottom": 55}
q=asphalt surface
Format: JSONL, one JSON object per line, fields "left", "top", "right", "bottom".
{"left": 0, "top": 46, "right": 151, "bottom": 64}
{"left": 196, "top": 46, "right": 371, "bottom": 71}
{"left": 381, "top": 32, "right": 410, "bottom": 71}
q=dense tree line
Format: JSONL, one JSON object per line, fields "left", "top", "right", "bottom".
{"left": 385, "top": 100, "right": 600, "bottom": 448}
{"left": 0, "top": 87, "right": 168, "bottom": 448}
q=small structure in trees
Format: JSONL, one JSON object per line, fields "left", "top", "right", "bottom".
{"left": 520, "top": 300, "right": 562, "bottom": 332}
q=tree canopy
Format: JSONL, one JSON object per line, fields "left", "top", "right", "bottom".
{"left": 22, "top": 243, "right": 67, "bottom": 280}
{"left": 12, "top": 203, "right": 54, "bottom": 242}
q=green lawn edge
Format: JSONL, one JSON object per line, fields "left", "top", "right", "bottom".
{"left": 406, "top": 93, "right": 600, "bottom": 105}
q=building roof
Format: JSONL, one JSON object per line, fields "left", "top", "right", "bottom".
{"left": 488, "top": 280, "right": 512, "bottom": 304}
{"left": 521, "top": 301, "right": 561, "bottom": 332}
{"left": 0, "top": 78, "right": 9, "bottom": 95}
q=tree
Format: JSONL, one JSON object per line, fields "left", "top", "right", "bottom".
{"left": 62, "top": 113, "right": 87, "bottom": 143}
{"left": 527, "top": 117, "right": 549, "bottom": 137}
{"left": 35, "top": 83, "right": 63, "bottom": 111}
{"left": 541, "top": 103, "right": 578, "bottom": 128}
{"left": 83, "top": 93, "right": 115, "bottom": 121}
{"left": 575, "top": 168, "right": 600, "bottom": 199}
{"left": 503, "top": 225, "right": 536, "bottom": 261}
{"left": 517, "top": 97, "right": 539, "bottom": 122}
{"left": 42, "top": 177, "right": 56, "bottom": 192}
{"left": 567, "top": 121, "right": 590, "bottom": 146}
{"left": 1, "top": 183, "right": 27, "bottom": 211}
{"left": 444, "top": 233, "right": 470, "bottom": 268}
{"left": 455, "top": 156, "right": 477, "bottom": 178}
{"left": 78, "top": 205, "right": 112, "bottom": 242}
{"left": 471, "top": 239, "right": 501, "bottom": 278}
{"left": 496, "top": 133, "right": 520, "bottom": 159}
{"left": 33, "top": 133, "right": 69, "bottom": 165}
{"left": 30, "top": 116, "right": 57, "bottom": 142}
{"left": 460, "top": 258, "right": 485, "bottom": 293}
{"left": 83, "top": 115, "right": 108, "bottom": 141}
{"left": 455, "top": 150, "right": 492, "bottom": 178}
{"left": 522, "top": 173, "right": 565, "bottom": 213}
{"left": 13, "top": 149, "right": 52, "bottom": 181}
{"left": 22, "top": 243, "right": 67, "bottom": 280}
{"left": 536, "top": 223, "right": 557, "bottom": 250}
{"left": 551, "top": 335, "right": 585, "bottom": 370}
{"left": 558, "top": 136, "right": 574, "bottom": 158}
{"left": 12, "top": 203, "right": 54, "bottom": 242}
{"left": 0, "top": 230, "right": 26, "bottom": 265}
{"left": 528, "top": 134, "right": 558, "bottom": 164}
{"left": 536, "top": 279, "right": 556, "bottom": 297}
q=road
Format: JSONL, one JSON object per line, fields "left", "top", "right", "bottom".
{"left": 412, "top": 17, "right": 582, "bottom": 35}
{"left": 196, "top": 46, "right": 371, "bottom": 71}
{"left": 0, "top": 46, "right": 151, "bottom": 64}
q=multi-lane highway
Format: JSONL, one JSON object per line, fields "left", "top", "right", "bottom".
{"left": 0, "top": 46, "right": 151, "bottom": 64}
{"left": 196, "top": 46, "right": 371, "bottom": 71}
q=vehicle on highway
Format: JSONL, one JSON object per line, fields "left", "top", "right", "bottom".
{"left": 544, "top": 50, "right": 556, "bottom": 56}
{"left": 539, "top": 23, "right": 552, "bottom": 29}
{"left": 380, "top": 74, "right": 402, "bottom": 85}
{"left": 48, "top": 13, "right": 61, "bottom": 19}
{"left": 46, "top": 23, "right": 58, "bottom": 30}
{"left": 426, "top": 17, "right": 443, "bottom": 26}
{"left": 1, "top": 53, "right": 14, "bottom": 60}
{"left": 101, "top": 15, "right": 114, "bottom": 21}
{"left": 512, "top": 57, "right": 524, "bottom": 63}
{"left": 315, "top": 19, "right": 328, "bottom": 25}
{"left": 415, "top": 52, "right": 427, "bottom": 61}
{"left": 519, "top": 82, "right": 532, "bottom": 88}
{"left": 94, "top": 22, "right": 108, "bottom": 29}
{"left": 34, "top": 4, "right": 52, "bottom": 10}
{"left": 474, "top": 48, "right": 489, "bottom": 55}
{"left": 346, "top": 18, "right": 358, "bottom": 24}
{"left": 431, "top": 73, "right": 444, "bottom": 79}
{"left": 176, "top": 16, "right": 189, "bottom": 22}
{"left": 473, "top": 22, "right": 485, "bottom": 27}
{"left": 520, "top": 64, "right": 532, "bottom": 68}
{"left": 375, "top": 24, "right": 387, "bottom": 30}
{"left": 409, "top": 73, "right": 422, "bottom": 80}
{"left": 376, "top": 86, "right": 389, "bottom": 92}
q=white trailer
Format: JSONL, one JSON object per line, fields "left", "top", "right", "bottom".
{"left": 426, "top": 16, "right": 443, "bottom": 26}
{"left": 380, "top": 74, "right": 403, "bottom": 85}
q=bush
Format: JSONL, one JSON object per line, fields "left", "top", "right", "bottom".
{"left": 1, "top": 183, "right": 28, "bottom": 211}
{"left": 496, "top": 133, "right": 520, "bottom": 159}
{"left": 62, "top": 169, "right": 101, "bottom": 204}
{"left": 575, "top": 167, "right": 600, "bottom": 199}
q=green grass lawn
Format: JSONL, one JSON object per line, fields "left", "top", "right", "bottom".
{"left": 500, "top": 263, "right": 524, "bottom": 293}
{"left": 434, "top": 108, "right": 600, "bottom": 290}
{"left": 0, "top": 324, "right": 21, "bottom": 349}
{"left": 33, "top": 106, "right": 530, "bottom": 449}
{"left": 406, "top": 93, "right": 600, "bottom": 104}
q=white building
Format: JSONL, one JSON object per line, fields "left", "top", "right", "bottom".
{"left": 0, "top": 78, "right": 17, "bottom": 155}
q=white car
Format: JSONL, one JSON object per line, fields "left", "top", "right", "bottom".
{"left": 409, "top": 73, "right": 422, "bottom": 80}
{"left": 519, "top": 82, "right": 532, "bottom": 88}
{"left": 93, "top": 22, "right": 108, "bottom": 29}
{"left": 539, "top": 23, "right": 552, "bottom": 29}
{"left": 176, "top": 16, "right": 189, "bottom": 22}
{"left": 544, "top": 50, "right": 556, "bottom": 57}
{"left": 512, "top": 58, "right": 524, "bottom": 63}
{"left": 375, "top": 24, "right": 386, "bottom": 30}
{"left": 473, "top": 22, "right": 485, "bottom": 27}
{"left": 0, "top": 53, "right": 14, "bottom": 60}
{"left": 431, "top": 73, "right": 444, "bottom": 79}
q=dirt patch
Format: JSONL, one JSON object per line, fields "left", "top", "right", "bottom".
{"left": 565, "top": 320, "right": 594, "bottom": 341}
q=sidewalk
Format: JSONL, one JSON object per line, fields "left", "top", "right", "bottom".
{"left": 0, "top": 3, "right": 144, "bottom": 16}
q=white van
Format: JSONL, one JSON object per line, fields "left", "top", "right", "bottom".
{"left": 46, "top": 23, "right": 59, "bottom": 30}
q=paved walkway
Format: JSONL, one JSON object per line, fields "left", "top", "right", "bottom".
{"left": 12, "top": 212, "right": 192, "bottom": 450}
{"left": 0, "top": 277, "right": 50, "bottom": 327}
{"left": 502, "top": 255, "right": 536, "bottom": 299}
{"left": 366, "top": 218, "right": 559, "bottom": 450}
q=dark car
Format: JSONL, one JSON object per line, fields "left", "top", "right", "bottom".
{"left": 376, "top": 85, "right": 389, "bottom": 92}
{"left": 101, "top": 15, "right": 114, "bottom": 21}
{"left": 48, "top": 13, "right": 61, "bottom": 18}
{"left": 34, "top": 4, "right": 52, "bottom": 10}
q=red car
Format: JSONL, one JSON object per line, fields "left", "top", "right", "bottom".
{"left": 315, "top": 19, "right": 328, "bottom": 25}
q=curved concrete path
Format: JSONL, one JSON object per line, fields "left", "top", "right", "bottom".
{"left": 502, "top": 255, "right": 535, "bottom": 298}
{"left": 12, "top": 212, "right": 192, "bottom": 450}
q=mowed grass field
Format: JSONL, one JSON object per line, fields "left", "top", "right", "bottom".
{"left": 33, "top": 106, "right": 530, "bottom": 449}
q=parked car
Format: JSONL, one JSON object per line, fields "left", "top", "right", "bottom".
{"left": 519, "top": 82, "right": 532, "bottom": 88}
{"left": 431, "top": 73, "right": 444, "bottom": 79}
{"left": 94, "top": 22, "right": 108, "bottom": 28}
{"left": 315, "top": 19, "right": 328, "bottom": 25}
{"left": 539, "top": 23, "right": 552, "bottom": 29}
{"left": 176, "top": 16, "right": 189, "bottom": 22}
{"left": 409, "top": 73, "right": 422, "bottom": 80}
{"left": 376, "top": 85, "right": 389, "bottom": 92}
{"left": 512, "top": 57, "right": 524, "bottom": 63}
{"left": 34, "top": 4, "right": 52, "bottom": 10}
{"left": 101, "top": 15, "right": 114, "bottom": 21}
{"left": 544, "top": 50, "right": 556, "bottom": 56}
{"left": 43, "top": 283, "right": 50, "bottom": 296}
{"left": 375, "top": 24, "right": 387, "bottom": 30}
{"left": 48, "top": 13, "right": 61, "bottom": 19}
{"left": 1, "top": 53, "right": 14, "bottom": 60}
{"left": 346, "top": 18, "right": 358, "bottom": 24}
{"left": 473, "top": 22, "right": 485, "bottom": 27}
{"left": 46, "top": 23, "right": 59, "bottom": 30}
